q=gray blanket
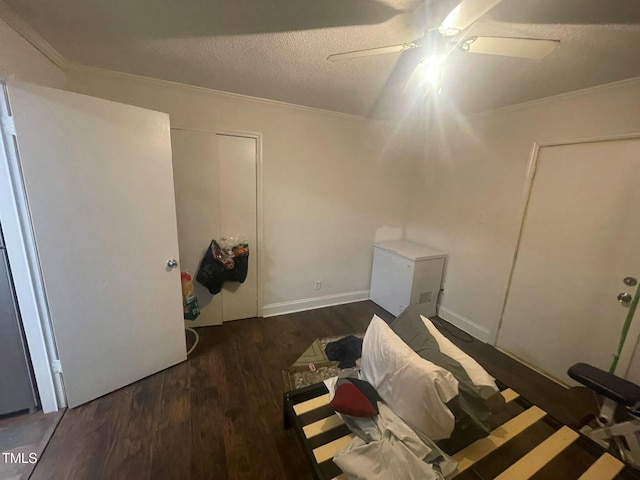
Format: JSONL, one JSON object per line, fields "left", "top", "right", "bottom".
{"left": 390, "top": 305, "right": 494, "bottom": 453}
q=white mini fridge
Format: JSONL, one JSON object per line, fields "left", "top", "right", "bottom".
{"left": 370, "top": 240, "right": 446, "bottom": 317}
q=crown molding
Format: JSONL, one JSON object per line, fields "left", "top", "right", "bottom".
{"left": 467, "top": 75, "right": 640, "bottom": 121}
{"left": 66, "top": 63, "right": 640, "bottom": 127}
{"left": 0, "top": 0, "right": 68, "bottom": 70}
{"left": 66, "top": 63, "right": 419, "bottom": 129}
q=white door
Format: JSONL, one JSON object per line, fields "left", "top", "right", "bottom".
{"left": 4, "top": 81, "right": 186, "bottom": 408}
{"left": 170, "top": 130, "right": 258, "bottom": 326}
{"left": 218, "top": 134, "right": 258, "bottom": 322}
{"left": 496, "top": 138, "right": 640, "bottom": 385}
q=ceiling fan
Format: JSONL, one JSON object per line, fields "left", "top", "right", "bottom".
{"left": 327, "top": 0, "right": 560, "bottom": 94}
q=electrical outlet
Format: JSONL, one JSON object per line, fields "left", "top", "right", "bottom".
{"left": 314, "top": 281, "right": 322, "bottom": 290}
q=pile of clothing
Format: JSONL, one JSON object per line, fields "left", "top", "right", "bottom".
{"left": 321, "top": 305, "right": 501, "bottom": 479}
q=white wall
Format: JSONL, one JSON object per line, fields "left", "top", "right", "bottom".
{"left": 406, "top": 78, "right": 640, "bottom": 341}
{"left": 0, "top": 17, "right": 65, "bottom": 88}
{"left": 66, "top": 67, "right": 422, "bottom": 315}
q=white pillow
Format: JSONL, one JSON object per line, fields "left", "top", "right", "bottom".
{"left": 361, "top": 315, "right": 459, "bottom": 440}
{"left": 420, "top": 315, "right": 499, "bottom": 399}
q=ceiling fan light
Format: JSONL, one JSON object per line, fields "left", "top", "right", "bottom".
{"left": 403, "top": 55, "right": 445, "bottom": 94}
{"left": 422, "top": 55, "right": 445, "bottom": 88}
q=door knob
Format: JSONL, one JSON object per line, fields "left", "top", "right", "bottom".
{"left": 167, "top": 258, "right": 178, "bottom": 269}
{"left": 618, "top": 292, "right": 633, "bottom": 304}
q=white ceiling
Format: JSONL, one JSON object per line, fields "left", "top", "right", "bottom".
{"left": 5, "top": 0, "right": 640, "bottom": 119}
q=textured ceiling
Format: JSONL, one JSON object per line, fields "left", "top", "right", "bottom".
{"left": 5, "top": 0, "right": 640, "bottom": 119}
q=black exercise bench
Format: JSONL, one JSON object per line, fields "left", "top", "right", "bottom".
{"left": 569, "top": 362, "right": 640, "bottom": 467}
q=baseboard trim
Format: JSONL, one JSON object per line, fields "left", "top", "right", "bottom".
{"left": 438, "top": 306, "right": 492, "bottom": 343}
{"left": 263, "top": 291, "right": 370, "bottom": 318}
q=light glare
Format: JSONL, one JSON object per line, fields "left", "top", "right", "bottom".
{"left": 422, "top": 55, "right": 445, "bottom": 88}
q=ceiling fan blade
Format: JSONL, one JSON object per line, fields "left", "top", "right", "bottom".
{"left": 327, "top": 43, "right": 420, "bottom": 61}
{"left": 439, "top": 0, "right": 503, "bottom": 36}
{"left": 462, "top": 36, "right": 560, "bottom": 59}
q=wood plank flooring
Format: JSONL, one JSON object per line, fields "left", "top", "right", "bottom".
{"left": 27, "top": 302, "right": 391, "bottom": 480}
{"left": 0, "top": 409, "right": 63, "bottom": 480}
{"left": 11, "top": 301, "right": 640, "bottom": 479}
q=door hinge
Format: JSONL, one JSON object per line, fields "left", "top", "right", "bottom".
{"left": 51, "top": 359, "right": 63, "bottom": 375}
{"left": 1, "top": 115, "right": 16, "bottom": 136}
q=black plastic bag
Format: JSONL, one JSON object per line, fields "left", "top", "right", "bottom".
{"left": 227, "top": 253, "right": 248, "bottom": 283}
{"left": 196, "top": 241, "right": 226, "bottom": 295}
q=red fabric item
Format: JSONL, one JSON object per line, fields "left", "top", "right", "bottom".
{"left": 329, "top": 383, "right": 378, "bottom": 418}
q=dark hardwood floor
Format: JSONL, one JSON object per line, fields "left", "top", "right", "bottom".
{"left": 22, "top": 301, "right": 624, "bottom": 479}
{"left": 0, "top": 409, "right": 63, "bottom": 480}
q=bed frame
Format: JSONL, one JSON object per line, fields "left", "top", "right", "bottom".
{"left": 283, "top": 381, "right": 628, "bottom": 480}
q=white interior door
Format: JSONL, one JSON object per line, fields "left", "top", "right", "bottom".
{"left": 218, "top": 134, "right": 258, "bottom": 322}
{"left": 5, "top": 81, "right": 186, "bottom": 408}
{"left": 496, "top": 138, "right": 640, "bottom": 385}
{"left": 170, "top": 131, "right": 258, "bottom": 325}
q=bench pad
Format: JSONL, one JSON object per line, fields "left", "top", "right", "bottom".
{"left": 568, "top": 362, "right": 640, "bottom": 407}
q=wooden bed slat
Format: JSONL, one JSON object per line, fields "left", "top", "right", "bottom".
{"left": 294, "top": 387, "right": 516, "bottom": 416}
{"left": 577, "top": 453, "right": 625, "bottom": 480}
{"left": 293, "top": 393, "right": 330, "bottom": 415}
{"left": 493, "top": 426, "right": 578, "bottom": 480}
{"left": 313, "top": 434, "right": 355, "bottom": 464}
{"left": 452, "top": 406, "right": 547, "bottom": 473}
{"left": 293, "top": 386, "right": 516, "bottom": 413}
{"left": 500, "top": 388, "right": 520, "bottom": 403}
{"left": 303, "top": 414, "right": 344, "bottom": 438}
